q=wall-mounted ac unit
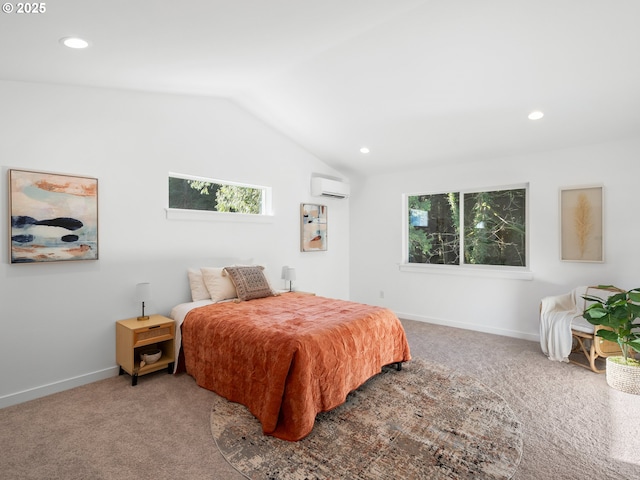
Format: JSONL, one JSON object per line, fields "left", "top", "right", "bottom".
{"left": 311, "top": 177, "right": 350, "bottom": 198}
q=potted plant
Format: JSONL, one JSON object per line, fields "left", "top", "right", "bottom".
{"left": 583, "top": 285, "right": 640, "bottom": 394}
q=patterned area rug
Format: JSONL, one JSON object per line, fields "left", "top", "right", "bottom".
{"left": 210, "top": 359, "right": 523, "bottom": 479}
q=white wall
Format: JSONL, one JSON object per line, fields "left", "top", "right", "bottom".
{"left": 0, "top": 80, "right": 350, "bottom": 407}
{"left": 349, "top": 138, "right": 640, "bottom": 341}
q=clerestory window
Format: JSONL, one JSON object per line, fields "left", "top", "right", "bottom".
{"left": 168, "top": 173, "right": 271, "bottom": 216}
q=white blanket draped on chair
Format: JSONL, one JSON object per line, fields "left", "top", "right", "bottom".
{"left": 539, "top": 286, "right": 591, "bottom": 362}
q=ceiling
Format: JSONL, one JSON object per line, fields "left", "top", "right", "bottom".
{"left": 2, "top": 0, "right": 640, "bottom": 177}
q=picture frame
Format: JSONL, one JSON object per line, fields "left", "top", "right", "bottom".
{"left": 560, "top": 185, "right": 603, "bottom": 262}
{"left": 9, "top": 169, "right": 99, "bottom": 263}
{"left": 300, "top": 203, "right": 327, "bottom": 252}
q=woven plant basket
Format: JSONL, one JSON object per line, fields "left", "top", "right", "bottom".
{"left": 606, "top": 357, "right": 640, "bottom": 395}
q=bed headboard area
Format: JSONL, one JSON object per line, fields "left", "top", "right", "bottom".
{"left": 133, "top": 256, "right": 256, "bottom": 317}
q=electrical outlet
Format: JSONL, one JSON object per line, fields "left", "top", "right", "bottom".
{"left": 379, "top": 290, "right": 384, "bottom": 299}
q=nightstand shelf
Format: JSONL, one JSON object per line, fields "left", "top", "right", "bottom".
{"left": 116, "top": 314, "right": 175, "bottom": 386}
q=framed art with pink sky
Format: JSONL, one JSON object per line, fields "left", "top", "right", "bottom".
{"left": 9, "top": 169, "right": 98, "bottom": 263}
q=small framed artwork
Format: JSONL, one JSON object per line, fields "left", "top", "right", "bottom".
{"left": 560, "top": 185, "right": 603, "bottom": 262}
{"left": 9, "top": 169, "right": 99, "bottom": 263}
{"left": 300, "top": 203, "right": 327, "bottom": 252}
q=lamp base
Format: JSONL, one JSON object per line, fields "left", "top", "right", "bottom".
{"left": 137, "top": 315, "right": 150, "bottom": 321}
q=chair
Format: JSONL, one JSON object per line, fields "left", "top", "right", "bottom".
{"left": 570, "top": 324, "right": 621, "bottom": 373}
{"left": 540, "top": 286, "right": 622, "bottom": 373}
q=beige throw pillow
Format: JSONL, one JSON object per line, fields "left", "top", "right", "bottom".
{"left": 201, "top": 267, "right": 238, "bottom": 302}
{"left": 187, "top": 268, "right": 210, "bottom": 302}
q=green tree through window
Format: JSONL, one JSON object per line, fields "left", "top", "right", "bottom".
{"left": 216, "top": 184, "right": 262, "bottom": 214}
{"left": 168, "top": 175, "right": 266, "bottom": 214}
{"left": 408, "top": 193, "right": 459, "bottom": 265}
{"left": 407, "top": 187, "right": 526, "bottom": 267}
{"left": 463, "top": 189, "right": 526, "bottom": 266}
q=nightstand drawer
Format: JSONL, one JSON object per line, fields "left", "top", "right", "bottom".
{"left": 134, "top": 323, "right": 174, "bottom": 347}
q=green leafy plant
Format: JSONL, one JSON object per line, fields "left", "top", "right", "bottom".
{"left": 582, "top": 286, "right": 640, "bottom": 364}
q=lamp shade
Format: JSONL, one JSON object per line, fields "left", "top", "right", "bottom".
{"left": 286, "top": 268, "right": 296, "bottom": 281}
{"left": 136, "top": 282, "right": 151, "bottom": 303}
{"left": 281, "top": 267, "right": 296, "bottom": 281}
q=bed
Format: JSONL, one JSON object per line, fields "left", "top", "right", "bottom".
{"left": 171, "top": 270, "right": 411, "bottom": 441}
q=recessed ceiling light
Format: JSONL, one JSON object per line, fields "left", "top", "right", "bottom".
{"left": 360, "top": 147, "right": 370, "bottom": 154}
{"left": 528, "top": 110, "right": 544, "bottom": 120}
{"left": 60, "top": 37, "right": 90, "bottom": 49}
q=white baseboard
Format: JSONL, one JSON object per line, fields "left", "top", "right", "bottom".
{"left": 397, "top": 311, "right": 540, "bottom": 343}
{"left": 0, "top": 366, "right": 120, "bottom": 409}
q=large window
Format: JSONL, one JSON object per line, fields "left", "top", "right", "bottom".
{"left": 168, "top": 173, "right": 270, "bottom": 215}
{"left": 406, "top": 185, "right": 527, "bottom": 267}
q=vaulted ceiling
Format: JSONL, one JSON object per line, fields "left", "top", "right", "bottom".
{"left": 2, "top": 0, "right": 640, "bottom": 176}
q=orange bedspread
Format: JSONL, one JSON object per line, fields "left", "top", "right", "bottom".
{"left": 181, "top": 293, "right": 411, "bottom": 441}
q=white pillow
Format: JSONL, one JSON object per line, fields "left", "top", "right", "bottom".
{"left": 187, "top": 268, "right": 210, "bottom": 302}
{"left": 201, "top": 267, "right": 237, "bottom": 302}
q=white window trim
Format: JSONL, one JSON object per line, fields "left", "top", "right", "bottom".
{"left": 398, "top": 262, "right": 533, "bottom": 280}
{"left": 165, "top": 207, "right": 274, "bottom": 223}
{"left": 401, "top": 183, "right": 531, "bottom": 278}
{"left": 168, "top": 172, "right": 273, "bottom": 219}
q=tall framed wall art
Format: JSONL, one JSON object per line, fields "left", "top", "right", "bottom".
{"left": 300, "top": 203, "right": 327, "bottom": 252}
{"left": 9, "top": 169, "right": 99, "bottom": 263}
{"left": 560, "top": 185, "right": 603, "bottom": 262}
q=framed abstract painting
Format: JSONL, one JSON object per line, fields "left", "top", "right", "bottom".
{"left": 9, "top": 169, "right": 99, "bottom": 263}
{"left": 560, "top": 185, "right": 603, "bottom": 262}
{"left": 300, "top": 203, "right": 327, "bottom": 252}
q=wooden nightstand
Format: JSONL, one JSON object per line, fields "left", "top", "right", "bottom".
{"left": 116, "top": 314, "right": 175, "bottom": 386}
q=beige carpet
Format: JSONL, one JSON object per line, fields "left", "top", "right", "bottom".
{"left": 211, "top": 359, "right": 522, "bottom": 479}
{"left": 1, "top": 319, "right": 639, "bottom": 479}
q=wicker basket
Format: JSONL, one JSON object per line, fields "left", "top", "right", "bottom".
{"left": 606, "top": 357, "right": 640, "bottom": 395}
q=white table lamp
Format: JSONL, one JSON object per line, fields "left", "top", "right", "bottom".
{"left": 281, "top": 266, "right": 296, "bottom": 292}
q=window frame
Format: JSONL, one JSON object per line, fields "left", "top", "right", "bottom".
{"left": 166, "top": 172, "right": 273, "bottom": 223}
{"left": 401, "top": 183, "right": 532, "bottom": 280}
